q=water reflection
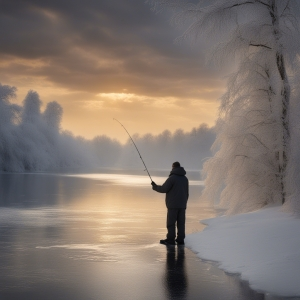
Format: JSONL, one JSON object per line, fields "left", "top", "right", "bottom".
{"left": 0, "top": 173, "right": 89, "bottom": 207}
{"left": 164, "top": 246, "right": 188, "bottom": 300}
{"left": 65, "top": 173, "right": 203, "bottom": 186}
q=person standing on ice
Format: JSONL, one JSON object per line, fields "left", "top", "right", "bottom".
{"left": 151, "top": 162, "right": 189, "bottom": 246}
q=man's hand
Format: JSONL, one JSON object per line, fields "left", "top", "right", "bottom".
{"left": 151, "top": 181, "right": 157, "bottom": 189}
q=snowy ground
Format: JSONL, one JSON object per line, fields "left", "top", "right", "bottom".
{"left": 185, "top": 206, "right": 300, "bottom": 297}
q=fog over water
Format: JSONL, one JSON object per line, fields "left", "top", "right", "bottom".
{"left": 0, "top": 83, "right": 215, "bottom": 172}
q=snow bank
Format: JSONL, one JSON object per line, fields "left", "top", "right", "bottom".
{"left": 185, "top": 207, "right": 300, "bottom": 297}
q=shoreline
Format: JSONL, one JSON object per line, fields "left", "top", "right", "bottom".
{"left": 185, "top": 206, "right": 300, "bottom": 297}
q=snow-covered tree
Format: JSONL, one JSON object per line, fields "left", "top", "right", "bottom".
{"left": 22, "top": 91, "right": 42, "bottom": 123}
{"left": 43, "top": 101, "right": 63, "bottom": 131}
{"left": 150, "top": 0, "right": 300, "bottom": 213}
{"left": 0, "top": 84, "right": 22, "bottom": 171}
{"left": 0, "top": 84, "right": 97, "bottom": 172}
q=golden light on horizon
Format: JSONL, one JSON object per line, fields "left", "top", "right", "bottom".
{"left": 0, "top": 0, "right": 226, "bottom": 143}
{"left": 1, "top": 71, "right": 223, "bottom": 143}
{"left": 59, "top": 90, "right": 222, "bottom": 143}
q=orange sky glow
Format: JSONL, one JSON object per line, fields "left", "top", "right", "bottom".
{"left": 0, "top": 0, "right": 226, "bottom": 142}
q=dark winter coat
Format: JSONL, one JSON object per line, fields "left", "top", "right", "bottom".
{"left": 153, "top": 167, "right": 189, "bottom": 208}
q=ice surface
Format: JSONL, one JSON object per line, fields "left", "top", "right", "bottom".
{"left": 186, "top": 207, "right": 300, "bottom": 297}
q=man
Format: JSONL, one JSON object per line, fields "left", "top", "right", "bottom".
{"left": 151, "top": 162, "right": 189, "bottom": 246}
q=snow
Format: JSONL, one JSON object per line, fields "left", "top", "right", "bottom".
{"left": 185, "top": 206, "right": 300, "bottom": 297}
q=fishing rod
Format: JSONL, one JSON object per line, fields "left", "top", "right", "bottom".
{"left": 113, "top": 118, "right": 153, "bottom": 182}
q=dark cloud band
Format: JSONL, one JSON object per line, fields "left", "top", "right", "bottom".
{"left": 0, "top": 0, "right": 222, "bottom": 98}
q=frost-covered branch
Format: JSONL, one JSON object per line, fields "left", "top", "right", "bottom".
{"left": 249, "top": 43, "right": 272, "bottom": 49}
{"left": 148, "top": 0, "right": 300, "bottom": 214}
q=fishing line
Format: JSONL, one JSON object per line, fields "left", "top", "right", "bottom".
{"left": 113, "top": 118, "right": 153, "bottom": 182}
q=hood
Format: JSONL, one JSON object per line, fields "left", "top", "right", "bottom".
{"left": 170, "top": 166, "right": 186, "bottom": 176}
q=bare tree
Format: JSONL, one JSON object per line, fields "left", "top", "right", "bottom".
{"left": 150, "top": 0, "right": 300, "bottom": 213}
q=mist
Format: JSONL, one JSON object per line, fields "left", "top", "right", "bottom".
{"left": 0, "top": 83, "right": 96, "bottom": 172}
{"left": 0, "top": 83, "right": 215, "bottom": 172}
{"left": 112, "top": 125, "right": 216, "bottom": 170}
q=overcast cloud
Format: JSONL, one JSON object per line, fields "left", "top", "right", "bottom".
{"left": 0, "top": 0, "right": 225, "bottom": 140}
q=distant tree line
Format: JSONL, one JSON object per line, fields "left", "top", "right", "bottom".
{"left": 0, "top": 83, "right": 215, "bottom": 172}
{"left": 0, "top": 83, "right": 94, "bottom": 172}
{"left": 91, "top": 124, "right": 215, "bottom": 170}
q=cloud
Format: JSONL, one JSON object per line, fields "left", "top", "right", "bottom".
{"left": 0, "top": 0, "right": 223, "bottom": 97}
{"left": 0, "top": 0, "right": 225, "bottom": 140}
{"left": 54, "top": 90, "right": 220, "bottom": 141}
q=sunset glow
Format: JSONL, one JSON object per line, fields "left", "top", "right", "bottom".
{"left": 0, "top": 0, "right": 225, "bottom": 141}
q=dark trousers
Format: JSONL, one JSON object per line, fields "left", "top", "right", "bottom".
{"left": 166, "top": 208, "right": 186, "bottom": 242}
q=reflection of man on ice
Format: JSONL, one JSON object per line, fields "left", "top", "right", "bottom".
{"left": 151, "top": 162, "right": 189, "bottom": 245}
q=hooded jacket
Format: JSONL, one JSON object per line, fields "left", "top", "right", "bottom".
{"left": 153, "top": 166, "right": 189, "bottom": 208}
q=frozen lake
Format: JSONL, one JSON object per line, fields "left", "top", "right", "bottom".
{"left": 0, "top": 170, "right": 296, "bottom": 300}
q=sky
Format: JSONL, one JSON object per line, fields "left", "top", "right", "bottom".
{"left": 0, "top": 0, "right": 225, "bottom": 142}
